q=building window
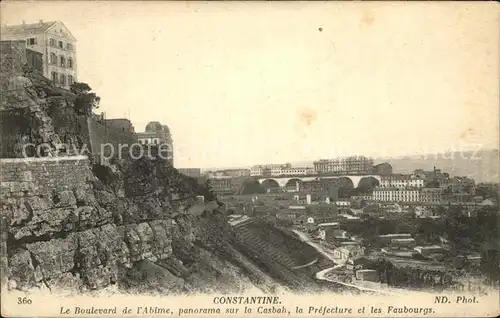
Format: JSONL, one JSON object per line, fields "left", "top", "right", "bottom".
{"left": 58, "top": 41, "right": 63, "bottom": 49}
{"left": 60, "top": 74, "right": 66, "bottom": 86}
{"left": 49, "top": 38, "right": 56, "bottom": 47}
{"left": 51, "top": 72, "right": 58, "bottom": 83}
{"left": 68, "top": 58, "right": 73, "bottom": 69}
{"left": 50, "top": 53, "right": 57, "bottom": 65}
{"left": 66, "top": 43, "right": 73, "bottom": 51}
{"left": 60, "top": 56, "right": 66, "bottom": 67}
{"left": 27, "top": 38, "right": 37, "bottom": 45}
{"left": 68, "top": 75, "right": 74, "bottom": 86}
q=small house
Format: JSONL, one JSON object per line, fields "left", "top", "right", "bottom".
{"left": 333, "top": 245, "right": 365, "bottom": 261}
{"left": 346, "top": 256, "right": 374, "bottom": 271}
{"left": 390, "top": 238, "right": 416, "bottom": 248}
{"left": 377, "top": 233, "right": 412, "bottom": 245}
{"left": 355, "top": 269, "right": 378, "bottom": 282}
{"left": 414, "top": 245, "right": 444, "bottom": 257}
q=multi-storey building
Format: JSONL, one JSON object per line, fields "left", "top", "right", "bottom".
{"left": 205, "top": 171, "right": 227, "bottom": 178}
{"left": 1, "top": 20, "right": 77, "bottom": 89}
{"left": 420, "top": 188, "right": 442, "bottom": 205}
{"left": 412, "top": 167, "right": 449, "bottom": 186}
{"left": 250, "top": 165, "right": 264, "bottom": 177}
{"left": 214, "top": 169, "right": 250, "bottom": 177}
{"left": 250, "top": 163, "right": 291, "bottom": 177}
{"left": 297, "top": 179, "right": 339, "bottom": 200}
{"left": 269, "top": 166, "right": 314, "bottom": 177}
{"left": 313, "top": 156, "right": 374, "bottom": 175}
{"left": 137, "top": 121, "right": 173, "bottom": 165}
{"left": 372, "top": 188, "right": 421, "bottom": 203}
{"left": 372, "top": 187, "right": 443, "bottom": 205}
{"left": 208, "top": 176, "right": 233, "bottom": 196}
{"left": 439, "top": 176, "right": 475, "bottom": 194}
{"left": 178, "top": 168, "right": 201, "bottom": 178}
{"left": 269, "top": 163, "right": 291, "bottom": 176}
{"left": 380, "top": 174, "right": 425, "bottom": 188}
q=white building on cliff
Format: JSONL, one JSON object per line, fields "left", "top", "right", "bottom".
{"left": 137, "top": 122, "right": 174, "bottom": 166}
{"left": 1, "top": 20, "right": 77, "bottom": 89}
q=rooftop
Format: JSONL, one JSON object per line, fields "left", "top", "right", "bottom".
{"left": 385, "top": 256, "right": 446, "bottom": 271}
{"left": 373, "top": 187, "right": 422, "bottom": 191}
{"left": 314, "top": 156, "right": 373, "bottom": 162}
{"left": 144, "top": 121, "right": 170, "bottom": 134}
{"left": 378, "top": 233, "right": 412, "bottom": 238}
{"left": 414, "top": 245, "right": 443, "bottom": 250}
{"left": 136, "top": 131, "right": 159, "bottom": 137}
{"left": 391, "top": 238, "right": 416, "bottom": 242}
{"left": 288, "top": 205, "right": 307, "bottom": 210}
{"left": 1, "top": 20, "right": 57, "bottom": 36}
{"left": 317, "top": 222, "right": 340, "bottom": 227}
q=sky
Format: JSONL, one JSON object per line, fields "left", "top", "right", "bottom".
{"left": 2, "top": 1, "right": 499, "bottom": 169}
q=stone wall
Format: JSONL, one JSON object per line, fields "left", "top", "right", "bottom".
{"left": 0, "top": 41, "right": 26, "bottom": 86}
{"left": 0, "top": 156, "right": 92, "bottom": 195}
{"left": 26, "top": 49, "right": 43, "bottom": 74}
{"left": 0, "top": 156, "right": 175, "bottom": 292}
{"left": 88, "top": 117, "right": 138, "bottom": 161}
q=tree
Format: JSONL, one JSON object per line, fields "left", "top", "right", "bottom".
{"left": 481, "top": 249, "right": 500, "bottom": 284}
{"left": 475, "top": 183, "right": 499, "bottom": 202}
{"left": 70, "top": 82, "right": 101, "bottom": 116}
{"left": 443, "top": 187, "right": 453, "bottom": 195}
{"left": 427, "top": 180, "right": 440, "bottom": 188}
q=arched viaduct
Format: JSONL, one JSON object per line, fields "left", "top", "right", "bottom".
{"left": 257, "top": 175, "right": 381, "bottom": 189}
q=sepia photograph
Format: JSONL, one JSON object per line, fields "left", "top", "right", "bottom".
{"left": 0, "top": 1, "right": 499, "bottom": 317}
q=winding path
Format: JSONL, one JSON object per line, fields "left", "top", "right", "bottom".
{"left": 292, "top": 230, "right": 437, "bottom": 296}
{"left": 292, "top": 230, "right": 342, "bottom": 264}
{"left": 292, "top": 229, "right": 393, "bottom": 294}
{"left": 291, "top": 258, "right": 318, "bottom": 270}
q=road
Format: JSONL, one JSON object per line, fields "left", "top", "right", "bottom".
{"left": 292, "top": 230, "right": 343, "bottom": 264}
{"left": 292, "top": 229, "right": 394, "bottom": 294}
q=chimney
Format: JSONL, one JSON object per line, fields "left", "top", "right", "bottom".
{"left": 39, "top": 20, "right": 43, "bottom": 25}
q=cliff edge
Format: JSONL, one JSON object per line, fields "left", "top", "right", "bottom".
{"left": 0, "top": 69, "right": 280, "bottom": 296}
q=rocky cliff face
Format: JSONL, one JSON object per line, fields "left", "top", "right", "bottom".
{"left": 0, "top": 70, "right": 280, "bottom": 296}
{"left": 1, "top": 70, "right": 88, "bottom": 158}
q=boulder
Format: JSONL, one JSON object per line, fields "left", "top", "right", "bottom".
{"left": 53, "top": 190, "right": 77, "bottom": 208}
{"left": 8, "top": 249, "right": 36, "bottom": 290}
{"left": 25, "top": 234, "right": 77, "bottom": 280}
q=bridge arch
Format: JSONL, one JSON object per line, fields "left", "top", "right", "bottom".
{"left": 261, "top": 179, "right": 280, "bottom": 189}
{"left": 335, "top": 177, "right": 355, "bottom": 189}
{"left": 284, "top": 178, "right": 302, "bottom": 188}
{"left": 257, "top": 175, "right": 381, "bottom": 189}
{"left": 357, "top": 176, "right": 380, "bottom": 192}
{"left": 240, "top": 178, "right": 266, "bottom": 195}
{"left": 335, "top": 177, "right": 355, "bottom": 198}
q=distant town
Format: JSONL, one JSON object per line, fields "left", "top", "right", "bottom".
{"left": 191, "top": 157, "right": 499, "bottom": 292}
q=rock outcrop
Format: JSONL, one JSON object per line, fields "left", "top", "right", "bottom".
{"left": 2, "top": 153, "right": 283, "bottom": 295}
{"left": 1, "top": 69, "right": 280, "bottom": 296}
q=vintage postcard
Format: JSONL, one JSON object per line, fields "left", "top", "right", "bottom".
{"left": 0, "top": 1, "right": 499, "bottom": 317}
